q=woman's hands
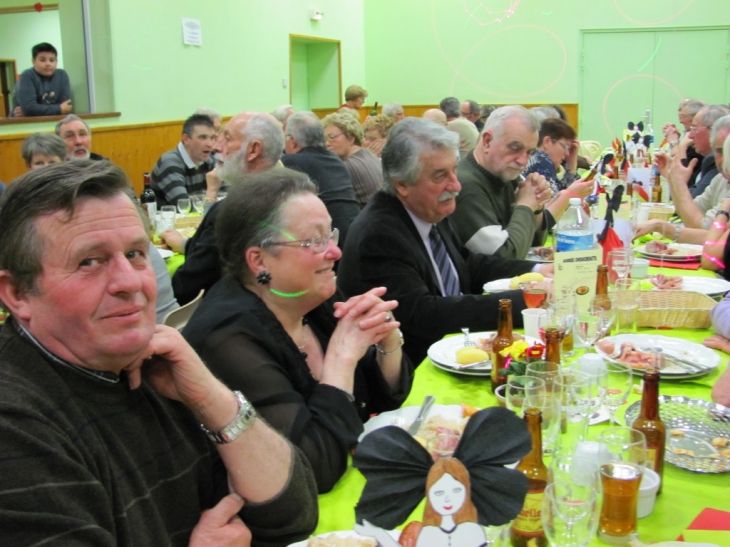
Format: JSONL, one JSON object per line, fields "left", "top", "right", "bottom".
{"left": 565, "top": 178, "right": 594, "bottom": 199}
{"left": 633, "top": 219, "right": 664, "bottom": 240}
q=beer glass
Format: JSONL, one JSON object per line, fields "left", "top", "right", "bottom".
{"left": 598, "top": 462, "right": 643, "bottom": 544}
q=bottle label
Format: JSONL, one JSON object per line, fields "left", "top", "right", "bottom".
{"left": 556, "top": 231, "right": 594, "bottom": 252}
{"left": 645, "top": 447, "right": 658, "bottom": 471}
{"left": 511, "top": 490, "right": 544, "bottom": 536}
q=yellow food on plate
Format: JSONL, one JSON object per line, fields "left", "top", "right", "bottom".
{"left": 509, "top": 272, "right": 544, "bottom": 290}
{"left": 461, "top": 403, "right": 480, "bottom": 417}
{"left": 307, "top": 535, "right": 376, "bottom": 547}
{"left": 455, "top": 347, "right": 489, "bottom": 365}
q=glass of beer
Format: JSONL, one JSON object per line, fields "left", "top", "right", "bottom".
{"left": 598, "top": 462, "right": 643, "bottom": 544}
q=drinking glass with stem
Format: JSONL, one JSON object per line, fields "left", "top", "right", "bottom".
{"left": 574, "top": 306, "right": 605, "bottom": 355}
{"left": 590, "top": 296, "right": 616, "bottom": 339}
{"left": 600, "top": 362, "right": 633, "bottom": 426}
{"left": 505, "top": 376, "right": 545, "bottom": 416}
{"left": 177, "top": 198, "right": 192, "bottom": 216}
{"left": 542, "top": 481, "right": 599, "bottom": 547}
{"left": 607, "top": 249, "right": 634, "bottom": 287}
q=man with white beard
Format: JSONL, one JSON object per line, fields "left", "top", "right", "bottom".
{"left": 164, "top": 112, "right": 284, "bottom": 304}
{"left": 55, "top": 114, "right": 107, "bottom": 161}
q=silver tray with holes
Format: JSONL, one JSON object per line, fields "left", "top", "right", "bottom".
{"left": 624, "top": 395, "right": 730, "bottom": 473}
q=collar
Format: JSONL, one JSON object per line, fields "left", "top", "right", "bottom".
{"left": 404, "top": 206, "right": 434, "bottom": 241}
{"left": 12, "top": 319, "right": 120, "bottom": 384}
{"left": 177, "top": 141, "right": 201, "bottom": 169}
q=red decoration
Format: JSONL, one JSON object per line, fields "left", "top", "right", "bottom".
{"left": 34, "top": 3, "right": 43, "bottom": 12}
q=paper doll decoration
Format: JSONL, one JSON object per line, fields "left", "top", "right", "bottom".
{"left": 353, "top": 407, "right": 532, "bottom": 546}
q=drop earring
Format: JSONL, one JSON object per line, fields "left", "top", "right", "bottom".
{"left": 256, "top": 270, "right": 271, "bottom": 285}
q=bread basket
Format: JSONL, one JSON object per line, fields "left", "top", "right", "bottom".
{"left": 637, "top": 290, "right": 716, "bottom": 329}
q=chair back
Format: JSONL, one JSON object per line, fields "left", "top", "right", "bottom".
{"left": 163, "top": 289, "right": 204, "bottom": 330}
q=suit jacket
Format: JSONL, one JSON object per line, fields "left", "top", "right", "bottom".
{"left": 337, "top": 191, "right": 536, "bottom": 366}
{"left": 281, "top": 146, "right": 360, "bottom": 246}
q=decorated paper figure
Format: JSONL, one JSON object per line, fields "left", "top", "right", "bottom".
{"left": 353, "top": 407, "right": 532, "bottom": 547}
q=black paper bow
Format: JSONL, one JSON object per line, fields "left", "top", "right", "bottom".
{"left": 354, "top": 407, "right": 531, "bottom": 529}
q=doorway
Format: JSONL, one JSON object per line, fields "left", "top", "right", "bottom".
{"left": 289, "top": 34, "right": 341, "bottom": 112}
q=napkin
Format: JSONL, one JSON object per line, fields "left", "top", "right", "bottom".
{"left": 678, "top": 508, "right": 730, "bottom": 544}
{"left": 648, "top": 259, "right": 701, "bottom": 270}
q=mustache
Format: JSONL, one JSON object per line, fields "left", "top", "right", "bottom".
{"left": 438, "top": 191, "right": 459, "bottom": 202}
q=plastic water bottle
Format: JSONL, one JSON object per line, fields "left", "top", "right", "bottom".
{"left": 556, "top": 198, "right": 594, "bottom": 252}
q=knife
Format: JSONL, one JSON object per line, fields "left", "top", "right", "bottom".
{"left": 407, "top": 395, "right": 435, "bottom": 435}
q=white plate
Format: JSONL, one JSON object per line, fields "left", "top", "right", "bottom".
{"left": 156, "top": 248, "right": 174, "bottom": 260}
{"left": 652, "top": 276, "right": 730, "bottom": 297}
{"left": 360, "top": 404, "right": 464, "bottom": 442}
{"left": 288, "top": 530, "right": 401, "bottom": 546}
{"left": 635, "top": 243, "right": 702, "bottom": 262}
{"left": 483, "top": 278, "right": 512, "bottom": 292}
{"left": 594, "top": 334, "right": 720, "bottom": 378}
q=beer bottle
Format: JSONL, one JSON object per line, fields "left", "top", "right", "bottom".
{"left": 651, "top": 170, "right": 663, "bottom": 203}
{"left": 510, "top": 408, "right": 548, "bottom": 547}
{"left": 370, "top": 101, "right": 378, "bottom": 116}
{"left": 140, "top": 172, "right": 157, "bottom": 220}
{"left": 631, "top": 369, "right": 665, "bottom": 494}
{"left": 545, "top": 327, "right": 561, "bottom": 366}
{"left": 491, "top": 299, "right": 513, "bottom": 393}
{"left": 594, "top": 264, "right": 612, "bottom": 310}
{"left": 583, "top": 165, "right": 599, "bottom": 181}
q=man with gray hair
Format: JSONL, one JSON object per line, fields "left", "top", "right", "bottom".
{"left": 460, "top": 99, "right": 483, "bottom": 132}
{"left": 55, "top": 114, "right": 107, "bottom": 161}
{"left": 281, "top": 111, "right": 359, "bottom": 246}
{"left": 337, "top": 117, "right": 552, "bottom": 366}
{"left": 450, "top": 105, "right": 554, "bottom": 259}
{"left": 665, "top": 112, "right": 730, "bottom": 230}
{"left": 382, "top": 102, "right": 404, "bottom": 122}
{"left": 423, "top": 108, "right": 447, "bottom": 126}
{"left": 272, "top": 104, "right": 295, "bottom": 131}
{"left": 440, "top": 96, "right": 479, "bottom": 155}
{"left": 166, "top": 112, "right": 285, "bottom": 304}
{"left": 195, "top": 106, "right": 222, "bottom": 133}
{"left": 661, "top": 98, "right": 707, "bottom": 194}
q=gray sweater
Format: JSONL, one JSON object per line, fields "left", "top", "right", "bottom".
{"left": 12, "top": 67, "right": 71, "bottom": 116}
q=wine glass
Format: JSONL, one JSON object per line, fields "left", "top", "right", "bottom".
{"left": 607, "top": 249, "right": 633, "bottom": 286}
{"left": 177, "top": 198, "right": 192, "bottom": 216}
{"left": 550, "top": 301, "right": 576, "bottom": 358}
{"left": 600, "top": 363, "right": 633, "bottom": 426}
{"left": 595, "top": 427, "right": 647, "bottom": 467}
{"left": 590, "top": 296, "right": 615, "bottom": 338}
{"left": 554, "top": 371, "right": 592, "bottom": 455}
{"left": 524, "top": 389, "right": 562, "bottom": 455}
{"left": 520, "top": 280, "right": 549, "bottom": 309}
{"left": 506, "top": 376, "right": 545, "bottom": 416}
{"left": 191, "top": 193, "right": 206, "bottom": 214}
{"left": 574, "top": 306, "right": 604, "bottom": 354}
{"left": 542, "top": 481, "right": 598, "bottom": 547}
{"left": 537, "top": 310, "right": 567, "bottom": 345}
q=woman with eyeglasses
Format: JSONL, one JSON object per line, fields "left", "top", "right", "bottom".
{"left": 183, "top": 167, "right": 413, "bottom": 493}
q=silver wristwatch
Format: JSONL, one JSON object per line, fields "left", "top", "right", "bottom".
{"left": 200, "top": 391, "right": 256, "bottom": 444}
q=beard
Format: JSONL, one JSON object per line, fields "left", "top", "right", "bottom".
{"left": 70, "top": 148, "right": 91, "bottom": 160}
{"left": 217, "top": 144, "right": 249, "bottom": 184}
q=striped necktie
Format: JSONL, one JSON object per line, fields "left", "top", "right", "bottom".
{"left": 429, "top": 226, "right": 460, "bottom": 296}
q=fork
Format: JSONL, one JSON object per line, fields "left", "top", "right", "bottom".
{"left": 640, "top": 347, "right": 708, "bottom": 372}
{"left": 461, "top": 327, "right": 475, "bottom": 347}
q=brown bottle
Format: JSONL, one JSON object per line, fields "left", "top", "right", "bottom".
{"left": 595, "top": 263, "right": 612, "bottom": 306}
{"left": 510, "top": 408, "right": 548, "bottom": 547}
{"left": 544, "top": 327, "right": 561, "bottom": 366}
{"left": 491, "top": 299, "right": 513, "bottom": 393}
{"left": 651, "top": 171, "right": 663, "bottom": 203}
{"left": 584, "top": 166, "right": 599, "bottom": 181}
{"left": 631, "top": 369, "right": 665, "bottom": 494}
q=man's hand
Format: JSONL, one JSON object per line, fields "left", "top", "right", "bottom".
{"left": 13, "top": 106, "right": 24, "bottom": 117}
{"left": 654, "top": 150, "right": 669, "bottom": 179}
{"left": 662, "top": 123, "right": 680, "bottom": 142}
{"left": 667, "top": 154, "right": 697, "bottom": 188}
{"left": 60, "top": 100, "right": 73, "bottom": 114}
{"left": 189, "top": 493, "right": 251, "bottom": 547}
{"left": 206, "top": 169, "right": 223, "bottom": 202}
{"left": 365, "top": 138, "right": 386, "bottom": 158}
{"left": 537, "top": 263, "right": 554, "bottom": 277}
{"left": 160, "top": 229, "right": 185, "bottom": 254}
{"left": 633, "top": 219, "right": 663, "bottom": 240}
{"left": 516, "top": 173, "right": 550, "bottom": 211}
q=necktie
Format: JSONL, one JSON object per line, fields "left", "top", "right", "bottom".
{"left": 429, "top": 226, "right": 460, "bottom": 296}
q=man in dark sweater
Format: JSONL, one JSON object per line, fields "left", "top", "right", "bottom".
{"left": 0, "top": 161, "right": 317, "bottom": 546}
{"left": 281, "top": 111, "right": 360, "bottom": 246}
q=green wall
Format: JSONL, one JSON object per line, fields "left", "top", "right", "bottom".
{"left": 363, "top": 0, "right": 730, "bottom": 142}
{"left": 0, "top": 5, "right": 63, "bottom": 69}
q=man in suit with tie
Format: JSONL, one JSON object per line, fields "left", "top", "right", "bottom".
{"left": 337, "top": 117, "right": 553, "bottom": 367}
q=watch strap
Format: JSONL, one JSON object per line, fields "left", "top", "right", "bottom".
{"left": 200, "top": 390, "right": 256, "bottom": 444}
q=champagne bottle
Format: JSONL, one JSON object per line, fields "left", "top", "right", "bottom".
{"left": 510, "top": 408, "right": 548, "bottom": 547}
{"left": 490, "top": 299, "right": 513, "bottom": 393}
{"left": 140, "top": 172, "right": 157, "bottom": 220}
{"left": 631, "top": 369, "right": 665, "bottom": 494}
{"left": 370, "top": 101, "right": 378, "bottom": 116}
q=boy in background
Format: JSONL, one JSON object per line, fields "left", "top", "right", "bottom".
{"left": 12, "top": 42, "right": 72, "bottom": 117}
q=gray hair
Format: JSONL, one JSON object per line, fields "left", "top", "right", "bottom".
{"left": 485, "top": 105, "right": 540, "bottom": 139}
{"left": 381, "top": 117, "right": 459, "bottom": 195}
{"left": 195, "top": 107, "right": 221, "bottom": 122}
{"left": 21, "top": 133, "right": 68, "bottom": 165}
{"left": 0, "top": 161, "right": 131, "bottom": 295}
{"left": 681, "top": 99, "right": 707, "bottom": 116}
{"left": 705, "top": 107, "right": 730, "bottom": 143}
{"left": 216, "top": 167, "right": 317, "bottom": 284}
{"left": 286, "top": 111, "right": 325, "bottom": 148}
{"left": 54, "top": 114, "right": 89, "bottom": 136}
{"left": 529, "top": 106, "right": 560, "bottom": 124}
{"left": 239, "top": 113, "right": 286, "bottom": 167}
{"left": 439, "top": 97, "right": 460, "bottom": 119}
{"left": 724, "top": 132, "right": 730, "bottom": 176}
{"left": 272, "top": 104, "right": 294, "bottom": 123}
{"left": 382, "top": 102, "right": 403, "bottom": 118}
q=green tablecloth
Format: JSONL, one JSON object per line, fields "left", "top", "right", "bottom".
{"left": 315, "top": 265, "right": 730, "bottom": 545}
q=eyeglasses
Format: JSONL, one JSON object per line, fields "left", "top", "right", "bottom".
{"left": 553, "top": 139, "right": 570, "bottom": 152}
{"left": 690, "top": 125, "right": 711, "bottom": 132}
{"left": 266, "top": 228, "right": 339, "bottom": 253}
{"left": 325, "top": 132, "right": 344, "bottom": 141}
